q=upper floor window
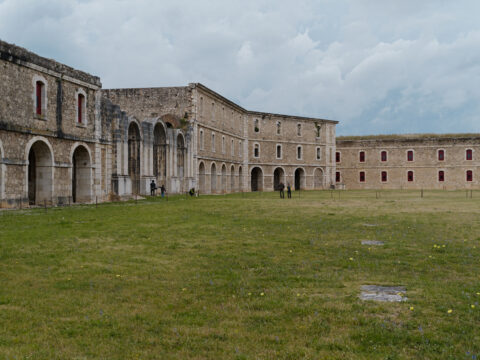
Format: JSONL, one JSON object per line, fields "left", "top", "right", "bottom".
{"left": 231, "top": 139, "right": 235, "bottom": 156}
{"left": 466, "top": 170, "right": 473, "bottom": 182}
{"left": 466, "top": 149, "right": 473, "bottom": 160}
{"left": 438, "top": 149, "right": 445, "bottom": 161}
{"left": 276, "top": 144, "right": 282, "bottom": 159}
{"left": 297, "top": 146, "right": 302, "bottom": 160}
{"left": 335, "top": 151, "right": 340, "bottom": 163}
{"left": 211, "top": 102, "right": 215, "bottom": 121}
{"left": 335, "top": 171, "right": 341, "bottom": 183}
{"left": 359, "top": 151, "right": 365, "bottom": 162}
{"left": 316, "top": 147, "right": 321, "bottom": 160}
{"left": 77, "top": 92, "right": 86, "bottom": 124}
{"left": 222, "top": 136, "right": 226, "bottom": 154}
{"left": 359, "top": 171, "right": 365, "bottom": 182}
{"left": 239, "top": 140, "right": 242, "bottom": 157}
{"left": 381, "top": 171, "right": 388, "bottom": 182}
{"left": 254, "top": 143, "right": 260, "bottom": 158}
{"left": 276, "top": 121, "right": 281, "bottom": 135}
{"left": 407, "top": 171, "right": 414, "bottom": 182}
{"left": 297, "top": 123, "right": 302, "bottom": 136}
{"left": 254, "top": 119, "right": 259, "bottom": 133}
{"left": 199, "top": 130, "right": 204, "bottom": 150}
{"left": 34, "top": 79, "right": 47, "bottom": 117}
{"left": 407, "top": 150, "right": 414, "bottom": 162}
{"left": 199, "top": 97, "right": 203, "bottom": 120}
{"left": 381, "top": 151, "right": 387, "bottom": 162}
{"left": 438, "top": 170, "right": 445, "bottom": 182}
{"left": 211, "top": 133, "right": 215, "bottom": 152}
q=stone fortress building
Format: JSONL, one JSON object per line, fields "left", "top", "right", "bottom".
{"left": 0, "top": 39, "right": 478, "bottom": 208}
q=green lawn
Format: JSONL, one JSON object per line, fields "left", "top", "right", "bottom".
{"left": 1, "top": 190, "right": 479, "bottom": 359}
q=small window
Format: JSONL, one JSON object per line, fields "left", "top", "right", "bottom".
{"left": 381, "top": 151, "right": 387, "bottom": 162}
{"left": 381, "top": 171, "right": 387, "bottom": 182}
{"left": 407, "top": 150, "right": 414, "bottom": 162}
{"left": 316, "top": 147, "right": 321, "bottom": 160}
{"left": 77, "top": 93, "right": 86, "bottom": 123}
{"left": 335, "top": 152, "right": 340, "bottom": 163}
{"left": 359, "top": 171, "right": 365, "bottom": 182}
{"left": 231, "top": 139, "right": 234, "bottom": 156}
{"left": 199, "top": 130, "right": 204, "bottom": 150}
{"left": 467, "top": 170, "right": 473, "bottom": 182}
{"left": 438, "top": 170, "right": 445, "bottom": 182}
{"left": 36, "top": 81, "right": 44, "bottom": 115}
{"left": 254, "top": 119, "right": 259, "bottom": 133}
{"left": 466, "top": 149, "right": 473, "bottom": 160}
{"left": 359, "top": 151, "right": 365, "bottom": 162}
{"left": 438, "top": 149, "right": 444, "bottom": 161}
{"left": 276, "top": 121, "right": 281, "bottom": 135}
{"left": 297, "top": 123, "right": 302, "bottom": 136}
{"left": 211, "top": 133, "right": 215, "bottom": 152}
{"left": 239, "top": 140, "right": 242, "bottom": 157}
{"left": 407, "top": 171, "right": 414, "bottom": 182}
{"left": 222, "top": 136, "right": 226, "bottom": 154}
{"left": 335, "top": 171, "right": 341, "bottom": 183}
{"left": 297, "top": 146, "right": 302, "bottom": 160}
{"left": 276, "top": 144, "right": 282, "bottom": 159}
{"left": 254, "top": 143, "right": 260, "bottom": 158}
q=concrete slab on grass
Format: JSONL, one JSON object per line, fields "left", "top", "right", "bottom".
{"left": 361, "top": 240, "right": 385, "bottom": 246}
{"left": 360, "top": 285, "right": 407, "bottom": 302}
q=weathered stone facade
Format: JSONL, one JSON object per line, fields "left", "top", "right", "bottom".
{"left": 336, "top": 135, "right": 480, "bottom": 190}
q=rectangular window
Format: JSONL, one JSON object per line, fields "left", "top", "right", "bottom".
{"left": 438, "top": 170, "right": 444, "bottom": 182}
{"left": 407, "top": 171, "right": 414, "bottom": 182}
{"left": 359, "top": 151, "right": 365, "bottom": 162}
{"left": 359, "top": 171, "right": 365, "bottom": 182}
{"left": 78, "top": 94, "right": 84, "bottom": 123}
{"left": 231, "top": 139, "right": 234, "bottom": 156}
{"left": 211, "top": 133, "right": 215, "bottom": 152}
{"left": 466, "top": 149, "right": 473, "bottom": 160}
{"left": 276, "top": 145, "right": 282, "bottom": 159}
{"left": 335, "top": 152, "right": 340, "bottom": 163}
{"left": 297, "top": 146, "right": 302, "bottom": 160}
{"left": 254, "top": 144, "right": 259, "bottom": 158}
{"left": 335, "top": 171, "right": 340, "bottom": 183}
{"left": 438, "top": 149, "right": 444, "bottom": 161}
{"left": 407, "top": 150, "right": 414, "bottom": 162}
{"left": 297, "top": 123, "right": 302, "bottom": 136}
{"left": 222, "top": 136, "right": 225, "bottom": 153}
{"left": 36, "top": 82, "right": 43, "bottom": 115}
{"left": 316, "top": 147, "right": 321, "bottom": 160}
{"left": 381, "top": 171, "right": 387, "bottom": 182}
{"left": 239, "top": 141, "right": 242, "bottom": 157}
{"left": 200, "top": 130, "right": 204, "bottom": 150}
{"left": 467, "top": 170, "right": 473, "bottom": 182}
{"left": 381, "top": 151, "right": 387, "bottom": 162}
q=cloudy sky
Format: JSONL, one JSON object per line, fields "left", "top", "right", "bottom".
{"left": 1, "top": 0, "right": 479, "bottom": 135}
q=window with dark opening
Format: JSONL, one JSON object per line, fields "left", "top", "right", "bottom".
{"left": 36, "top": 81, "right": 44, "bottom": 116}
{"left": 297, "top": 146, "right": 302, "bottom": 159}
{"left": 438, "top": 149, "right": 444, "bottom": 161}
{"left": 359, "top": 171, "right": 365, "bottom": 182}
{"left": 438, "top": 170, "right": 444, "bottom": 182}
{"left": 359, "top": 151, "right": 365, "bottom": 162}
{"left": 381, "top": 171, "right": 387, "bottom": 182}
{"left": 276, "top": 145, "right": 282, "bottom": 159}
{"left": 335, "top": 171, "right": 340, "bottom": 182}
{"left": 254, "top": 144, "right": 259, "bottom": 158}
{"left": 381, "top": 151, "right": 387, "bottom": 162}
{"left": 77, "top": 94, "right": 85, "bottom": 123}
{"left": 407, "top": 171, "right": 414, "bottom": 182}
{"left": 407, "top": 150, "right": 414, "bottom": 162}
{"left": 466, "top": 149, "right": 473, "bottom": 160}
{"left": 335, "top": 152, "right": 340, "bottom": 163}
{"left": 466, "top": 170, "right": 473, "bottom": 182}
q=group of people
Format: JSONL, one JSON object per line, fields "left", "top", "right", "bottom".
{"left": 277, "top": 182, "right": 292, "bottom": 199}
{"left": 150, "top": 180, "right": 166, "bottom": 198}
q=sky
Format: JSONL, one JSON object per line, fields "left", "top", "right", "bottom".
{"left": 1, "top": 0, "right": 479, "bottom": 135}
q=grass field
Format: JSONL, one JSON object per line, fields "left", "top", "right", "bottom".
{"left": 1, "top": 190, "right": 479, "bottom": 359}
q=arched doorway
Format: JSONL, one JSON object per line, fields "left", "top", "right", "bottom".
{"left": 177, "top": 134, "right": 185, "bottom": 192}
{"left": 314, "top": 168, "right": 324, "bottom": 189}
{"left": 221, "top": 165, "right": 227, "bottom": 193}
{"left": 199, "top": 162, "right": 206, "bottom": 194}
{"left": 251, "top": 167, "right": 263, "bottom": 192}
{"left": 153, "top": 123, "right": 167, "bottom": 186}
{"left": 273, "top": 167, "right": 285, "bottom": 191}
{"left": 230, "top": 165, "right": 235, "bottom": 192}
{"left": 72, "top": 145, "right": 92, "bottom": 203}
{"left": 27, "top": 140, "right": 53, "bottom": 205}
{"left": 211, "top": 163, "right": 217, "bottom": 194}
{"left": 238, "top": 166, "right": 243, "bottom": 192}
{"left": 128, "top": 122, "right": 141, "bottom": 194}
{"left": 294, "top": 168, "right": 305, "bottom": 190}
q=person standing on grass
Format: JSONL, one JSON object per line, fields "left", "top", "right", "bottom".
{"left": 160, "top": 184, "right": 166, "bottom": 198}
{"left": 279, "top": 182, "right": 285, "bottom": 199}
{"left": 287, "top": 183, "right": 292, "bottom": 198}
{"left": 150, "top": 180, "right": 156, "bottom": 196}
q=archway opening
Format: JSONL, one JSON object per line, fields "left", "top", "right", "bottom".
{"left": 230, "top": 165, "right": 235, "bottom": 192}
{"left": 238, "top": 166, "right": 243, "bottom": 192}
{"left": 314, "top": 168, "right": 324, "bottom": 189}
{"left": 177, "top": 134, "right": 185, "bottom": 192}
{"left": 211, "top": 163, "right": 217, "bottom": 194}
{"left": 72, "top": 145, "right": 92, "bottom": 203}
{"left": 273, "top": 167, "right": 285, "bottom": 191}
{"left": 221, "top": 165, "right": 227, "bottom": 193}
{"left": 128, "top": 122, "right": 141, "bottom": 194}
{"left": 28, "top": 141, "right": 53, "bottom": 205}
{"left": 251, "top": 167, "right": 263, "bottom": 192}
{"left": 153, "top": 123, "right": 167, "bottom": 185}
{"left": 294, "top": 168, "right": 305, "bottom": 191}
{"left": 199, "top": 162, "right": 206, "bottom": 194}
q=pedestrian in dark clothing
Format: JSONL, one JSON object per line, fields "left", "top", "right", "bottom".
{"left": 287, "top": 183, "right": 292, "bottom": 198}
{"left": 189, "top": 188, "right": 195, "bottom": 197}
{"left": 150, "top": 180, "right": 156, "bottom": 196}
{"left": 279, "top": 182, "right": 285, "bottom": 198}
{"left": 160, "top": 185, "right": 166, "bottom": 198}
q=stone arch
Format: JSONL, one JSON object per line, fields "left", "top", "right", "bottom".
{"left": 177, "top": 133, "right": 185, "bottom": 178}
{"left": 230, "top": 165, "right": 235, "bottom": 192}
{"left": 25, "top": 137, "right": 54, "bottom": 205}
{"left": 211, "top": 162, "right": 217, "bottom": 194}
{"left": 251, "top": 166, "right": 263, "bottom": 192}
{"left": 160, "top": 114, "right": 183, "bottom": 129}
{"left": 238, "top": 166, "right": 243, "bottom": 192}
{"left": 153, "top": 122, "right": 167, "bottom": 184}
{"left": 294, "top": 167, "right": 306, "bottom": 191}
{"left": 71, "top": 144, "right": 92, "bottom": 203}
{"left": 128, "top": 121, "right": 141, "bottom": 194}
{"left": 198, "top": 161, "right": 206, "bottom": 194}
{"left": 314, "top": 168, "right": 324, "bottom": 189}
{"left": 221, "top": 164, "right": 227, "bottom": 193}
{"left": 273, "top": 167, "right": 285, "bottom": 191}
